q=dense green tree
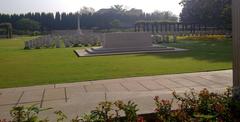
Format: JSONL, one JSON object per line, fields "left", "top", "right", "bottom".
{"left": 0, "top": 6, "right": 179, "bottom": 31}
{"left": 152, "top": 11, "right": 178, "bottom": 22}
{"left": 80, "top": 7, "right": 95, "bottom": 15}
{"left": 16, "top": 18, "right": 40, "bottom": 31}
{"left": 179, "top": 0, "right": 231, "bottom": 29}
{"left": 54, "top": 12, "right": 61, "bottom": 29}
{"left": 110, "top": 19, "right": 121, "bottom": 28}
{"left": 0, "top": 14, "right": 10, "bottom": 23}
{"left": 111, "top": 5, "right": 127, "bottom": 14}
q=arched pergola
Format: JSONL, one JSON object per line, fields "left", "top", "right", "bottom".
{"left": 0, "top": 23, "right": 12, "bottom": 38}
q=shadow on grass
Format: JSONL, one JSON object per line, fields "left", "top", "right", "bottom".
{"left": 136, "top": 40, "right": 232, "bottom": 63}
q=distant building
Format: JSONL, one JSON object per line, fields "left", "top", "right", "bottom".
{"left": 97, "top": 8, "right": 143, "bottom": 16}
{"left": 126, "top": 9, "right": 143, "bottom": 16}
{"left": 97, "top": 9, "right": 117, "bottom": 14}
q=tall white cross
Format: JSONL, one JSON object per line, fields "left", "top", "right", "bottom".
{"left": 77, "top": 10, "right": 83, "bottom": 35}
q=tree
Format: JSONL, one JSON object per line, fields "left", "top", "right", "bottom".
{"left": 152, "top": 11, "right": 178, "bottom": 22}
{"left": 16, "top": 18, "right": 40, "bottom": 31}
{"left": 179, "top": 0, "right": 231, "bottom": 29}
{"left": 110, "top": 19, "right": 121, "bottom": 28}
{"left": 111, "top": 5, "right": 127, "bottom": 14}
{"left": 80, "top": 7, "right": 95, "bottom": 15}
{"left": 0, "top": 6, "right": 179, "bottom": 30}
{"left": 54, "top": 12, "right": 61, "bottom": 29}
{"left": 0, "top": 14, "right": 10, "bottom": 23}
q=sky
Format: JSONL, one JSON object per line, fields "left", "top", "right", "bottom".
{"left": 0, "top": 0, "right": 183, "bottom": 15}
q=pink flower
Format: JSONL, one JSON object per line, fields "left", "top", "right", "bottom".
{"left": 154, "top": 96, "right": 159, "bottom": 101}
{"left": 137, "top": 116, "right": 144, "bottom": 122}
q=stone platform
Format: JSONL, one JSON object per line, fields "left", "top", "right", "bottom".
{"left": 74, "top": 32, "right": 187, "bottom": 57}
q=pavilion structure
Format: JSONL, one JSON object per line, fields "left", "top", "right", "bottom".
{"left": 0, "top": 23, "right": 12, "bottom": 38}
{"left": 134, "top": 21, "right": 230, "bottom": 35}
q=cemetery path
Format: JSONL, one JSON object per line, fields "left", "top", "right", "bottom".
{"left": 0, "top": 70, "right": 232, "bottom": 120}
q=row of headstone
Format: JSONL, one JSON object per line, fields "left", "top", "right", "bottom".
{"left": 24, "top": 32, "right": 102, "bottom": 49}
{"left": 24, "top": 35, "right": 60, "bottom": 49}
{"left": 152, "top": 34, "right": 177, "bottom": 44}
{"left": 60, "top": 32, "right": 102, "bottom": 48}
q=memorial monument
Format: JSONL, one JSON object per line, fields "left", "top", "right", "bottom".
{"left": 74, "top": 32, "right": 187, "bottom": 57}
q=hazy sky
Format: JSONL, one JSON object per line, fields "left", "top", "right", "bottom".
{"left": 0, "top": 0, "right": 183, "bottom": 15}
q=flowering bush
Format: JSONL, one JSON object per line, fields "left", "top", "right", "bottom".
{"left": 177, "top": 35, "right": 227, "bottom": 41}
{"left": 153, "top": 88, "right": 235, "bottom": 122}
{"left": 0, "top": 119, "right": 10, "bottom": 122}
{"left": 154, "top": 97, "right": 173, "bottom": 121}
{"left": 80, "top": 100, "right": 139, "bottom": 122}
{"left": 10, "top": 105, "right": 51, "bottom": 122}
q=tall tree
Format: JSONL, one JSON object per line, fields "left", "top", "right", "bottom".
{"left": 55, "top": 12, "right": 61, "bottom": 29}
{"left": 111, "top": 5, "right": 126, "bottom": 14}
{"left": 16, "top": 18, "right": 40, "bottom": 31}
{"left": 179, "top": 0, "right": 231, "bottom": 29}
{"left": 110, "top": 19, "right": 121, "bottom": 28}
{"left": 80, "top": 7, "right": 95, "bottom": 15}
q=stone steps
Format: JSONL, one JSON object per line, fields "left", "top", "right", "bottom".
{"left": 86, "top": 46, "right": 176, "bottom": 54}
{"left": 74, "top": 47, "right": 188, "bottom": 57}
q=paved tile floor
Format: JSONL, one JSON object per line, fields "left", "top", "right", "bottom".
{"left": 0, "top": 70, "right": 232, "bottom": 120}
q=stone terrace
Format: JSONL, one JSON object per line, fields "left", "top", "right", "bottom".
{"left": 0, "top": 70, "right": 232, "bottom": 120}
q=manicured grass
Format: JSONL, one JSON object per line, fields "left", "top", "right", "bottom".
{"left": 0, "top": 36, "right": 232, "bottom": 88}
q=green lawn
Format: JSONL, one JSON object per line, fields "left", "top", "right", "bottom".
{"left": 0, "top": 36, "right": 232, "bottom": 88}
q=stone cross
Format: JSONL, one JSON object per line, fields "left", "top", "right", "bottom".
{"left": 77, "top": 12, "right": 83, "bottom": 35}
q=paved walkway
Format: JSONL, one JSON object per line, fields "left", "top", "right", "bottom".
{"left": 0, "top": 70, "right": 232, "bottom": 120}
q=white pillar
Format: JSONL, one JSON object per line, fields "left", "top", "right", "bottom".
{"left": 232, "top": 0, "right": 240, "bottom": 97}
{"left": 77, "top": 14, "right": 83, "bottom": 35}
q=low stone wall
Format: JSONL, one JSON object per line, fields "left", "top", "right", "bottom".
{"left": 103, "top": 32, "right": 152, "bottom": 48}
